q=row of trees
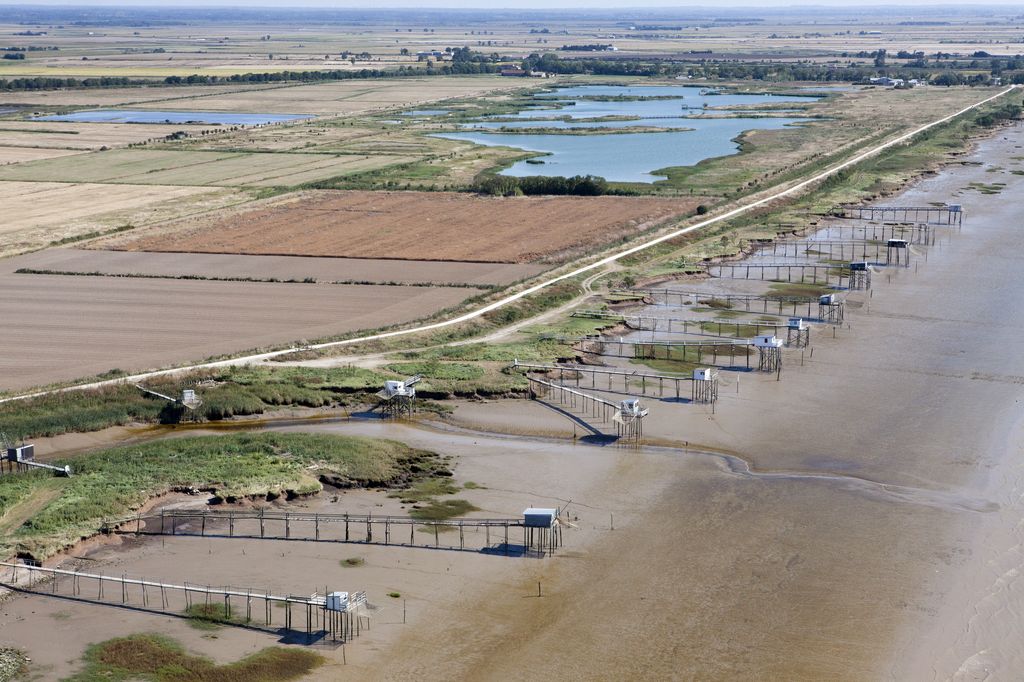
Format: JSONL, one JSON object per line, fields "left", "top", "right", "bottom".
{"left": 0, "top": 76, "right": 135, "bottom": 90}
{"left": 164, "top": 65, "right": 441, "bottom": 85}
{"left": 475, "top": 174, "right": 610, "bottom": 196}
{"left": 3, "top": 46, "right": 1021, "bottom": 93}
{"left": 519, "top": 51, "right": 1021, "bottom": 85}
{"left": 521, "top": 53, "right": 661, "bottom": 76}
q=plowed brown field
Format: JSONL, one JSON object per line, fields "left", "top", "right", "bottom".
{"left": 115, "top": 190, "right": 696, "bottom": 263}
{"left": 12, "top": 248, "right": 546, "bottom": 287}
{"left": 0, "top": 272, "right": 477, "bottom": 391}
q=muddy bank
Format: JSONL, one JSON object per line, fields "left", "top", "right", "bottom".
{"left": 366, "top": 125, "right": 1024, "bottom": 679}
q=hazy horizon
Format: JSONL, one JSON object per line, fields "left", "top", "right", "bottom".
{"left": 5, "top": 0, "right": 1024, "bottom": 8}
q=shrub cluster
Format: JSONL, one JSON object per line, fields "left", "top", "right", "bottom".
{"left": 475, "top": 174, "right": 609, "bottom": 196}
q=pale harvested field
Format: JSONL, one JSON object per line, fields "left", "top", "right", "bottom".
{"left": 0, "top": 83, "right": 290, "bottom": 108}
{"left": 0, "top": 146, "right": 84, "bottom": 165}
{"left": 0, "top": 272, "right": 476, "bottom": 391}
{"left": 116, "top": 190, "right": 696, "bottom": 263}
{"left": 0, "top": 148, "right": 414, "bottom": 186}
{"left": 132, "top": 76, "right": 520, "bottom": 116}
{"left": 0, "top": 121, "right": 215, "bottom": 151}
{"left": 180, "top": 121, "right": 381, "bottom": 153}
{"left": 10, "top": 248, "right": 547, "bottom": 286}
{"left": 0, "top": 181, "right": 242, "bottom": 258}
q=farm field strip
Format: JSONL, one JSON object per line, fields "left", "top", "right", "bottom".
{"left": 0, "top": 148, "right": 408, "bottom": 187}
{"left": 2, "top": 85, "right": 1008, "bottom": 401}
{"left": 0, "top": 181, "right": 222, "bottom": 236}
{"left": 0, "top": 147, "right": 85, "bottom": 164}
{"left": 0, "top": 273, "right": 479, "bottom": 392}
{"left": 0, "top": 84, "right": 295, "bottom": 108}
{"left": 126, "top": 76, "right": 519, "bottom": 115}
{"left": 0, "top": 181, "right": 244, "bottom": 259}
{"left": 214, "top": 153, "right": 419, "bottom": 187}
{"left": 0, "top": 121, "right": 220, "bottom": 151}
{"left": 114, "top": 190, "right": 697, "bottom": 263}
{"left": 6, "top": 248, "right": 547, "bottom": 286}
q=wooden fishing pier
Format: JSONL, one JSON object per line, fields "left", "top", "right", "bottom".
{"left": 691, "top": 261, "right": 871, "bottom": 290}
{"left": 0, "top": 561, "right": 366, "bottom": 644}
{"left": 816, "top": 222, "right": 936, "bottom": 244}
{"left": 614, "top": 288, "right": 844, "bottom": 323}
{"left": 1, "top": 439, "right": 70, "bottom": 477}
{"left": 525, "top": 376, "right": 647, "bottom": 441}
{"left": 103, "top": 508, "right": 562, "bottom": 557}
{"left": 834, "top": 204, "right": 963, "bottom": 226}
{"left": 511, "top": 360, "right": 717, "bottom": 403}
{"left": 571, "top": 309, "right": 807, "bottom": 342}
{"left": 553, "top": 334, "right": 786, "bottom": 373}
{"left": 757, "top": 239, "right": 897, "bottom": 263}
{"left": 526, "top": 375, "right": 618, "bottom": 425}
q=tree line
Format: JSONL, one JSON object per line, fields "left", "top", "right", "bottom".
{"left": 520, "top": 52, "right": 1022, "bottom": 85}
{"left": 475, "top": 174, "right": 611, "bottom": 196}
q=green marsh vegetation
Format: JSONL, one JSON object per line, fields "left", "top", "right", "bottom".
{"left": 0, "top": 432, "right": 449, "bottom": 560}
{"left": 68, "top": 634, "right": 322, "bottom": 682}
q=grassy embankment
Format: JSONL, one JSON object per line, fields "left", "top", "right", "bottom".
{"left": 68, "top": 634, "right": 321, "bottom": 682}
{"left": 0, "top": 359, "right": 537, "bottom": 441}
{"left": 0, "top": 432, "right": 458, "bottom": 561}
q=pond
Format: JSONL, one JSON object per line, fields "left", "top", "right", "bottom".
{"left": 434, "top": 85, "right": 821, "bottom": 183}
{"left": 518, "top": 84, "right": 818, "bottom": 120}
{"left": 439, "top": 118, "right": 807, "bottom": 184}
{"left": 32, "top": 110, "right": 312, "bottom": 125}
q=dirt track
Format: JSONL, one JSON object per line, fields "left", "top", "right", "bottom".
{"left": 114, "top": 190, "right": 696, "bottom": 264}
